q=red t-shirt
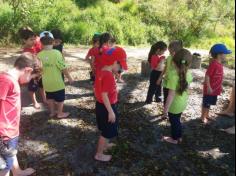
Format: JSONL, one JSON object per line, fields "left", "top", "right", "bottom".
{"left": 94, "top": 46, "right": 110, "bottom": 74}
{"left": 23, "top": 36, "right": 42, "bottom": 54}
{"left": 86, "top": 47, "right": 97, "bottom": 60}
{"left": 0, "top": 73, "right": 21, "bottom": 141}
{"left": 150, "top": 55, "right": 165, "bottom": 70}
{"left": 112, "top": 47, "right": 128, "bottom": 71}
{"left": 204, "top": 60, "right": 224, "bottom": 96}
{"left": 95, "top": 70, "right": 118, "bottom": 104}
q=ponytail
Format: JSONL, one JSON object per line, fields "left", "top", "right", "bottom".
{"left": 172, "top": 49, "right": 192, "bottom": 95}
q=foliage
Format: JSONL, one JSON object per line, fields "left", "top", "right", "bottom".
{"left": 0, "top": 0, "right": 235, "bottom": 50}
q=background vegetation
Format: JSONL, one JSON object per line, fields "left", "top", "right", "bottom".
{"left": 0, "top": 0, "right": 235, "bottom": 51}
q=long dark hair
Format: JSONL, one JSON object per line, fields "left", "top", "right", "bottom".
{"left": 172, "top": 48, "right": 192, "bottom": 95}
{"left": 99, "top": 32, "right": 112, "bottom": 54}
{"left": 148, "top": 41, "right": 167, "bottom": 63}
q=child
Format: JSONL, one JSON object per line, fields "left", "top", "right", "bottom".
{"left": 37, "top": 31, "right": 73, "bottom": 119}
{"left": 201, "top": 44, "right": 232, "bottom": 124}
{"left": 162, "top": 49, "right": 193, "bottom": 144}
{"left": 18, "top": 27, "right": 42, "bottom": 54}
{"left": 18, "top": 27, "right": 46, "bottom": 109}
{"left": 109, "top": 38, "right": 128, "bottom": 83}
{"left": 0, "top": 53, "right": 39, "bottom": 176}
{"left": 146, "top": 41, "right": 167, "bottom": 104}
{"left": 157, "top": 40, "right": 183, "bottom": 105}
{"left": 51, "top": 29, "right": 66, "bottom": 81}
{"left": 94, "top": 32, "right": 113, "bottom": 75}
{"left": 85, "top": 33, "right": 101, "bottom": 82}
{"left": 51, "top": 29, "right": 64, "bottom": 53}
{"left": 94, "top": 47, "right": 125, "bottom": 162}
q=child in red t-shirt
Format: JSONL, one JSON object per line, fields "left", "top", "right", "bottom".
{"left": 146, "top": 41, "right": 167, "bottom": 104}
{"left": 0, "top": 53, "right": 40, "bottom": 176}
{"left": 85, "top": 33, "right": 101, "bottom": 82}
{"left": 94, "top": 47, "right": 125, "bottom": 162}
{"left": 109, "top": 38, "right": 128, "bottom": 83}
{"left": 18, "top": 27, "right": 46, "bottom": 109}
{"left": 202, "top": 44, "right": 232, "bottom": 124}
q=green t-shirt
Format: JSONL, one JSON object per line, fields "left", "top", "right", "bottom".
{"left": 38, "top": 49, "right": 66, "bottom": 92}
{"left": 163, "top": 56, "right": 175, "bottom": 88}
{"left": 167, "top": 69, "right": 193, "bottom": 114}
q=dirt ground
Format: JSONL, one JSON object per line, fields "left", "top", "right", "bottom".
{"left": 0, "top": 47, "right": 235, "bottom": 176}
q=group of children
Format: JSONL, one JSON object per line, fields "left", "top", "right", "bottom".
{"left": 0, "top": 25, "right": 232, "bottom": 175}
{"left": 146, "top": 40, "right": 232, "bottom": 144}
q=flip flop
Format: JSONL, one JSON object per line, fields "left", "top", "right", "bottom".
{"left": 94, "top": 154, "right": 112, "bottom": 162}
{"left": 161, "top": 136, "right": 179, "bottom": 145}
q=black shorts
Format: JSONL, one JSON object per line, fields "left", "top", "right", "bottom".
{"left": 46, "top": 89, "right": 65, "bottom": 102}
{"left": 96, "top": 102, "right": 119, "bottom": 139}
{"left": 203, "top": 95, "right": 218, "bottom": 109}
{"left": 28, "top": 78, "right": 43, "bottom": 92}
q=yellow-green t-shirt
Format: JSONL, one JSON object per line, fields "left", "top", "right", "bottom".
{"left": 167, "top": 70, "right": 193, "bottom": 114}
{"left": 163, "top": 56, "right": 175, "bottom": 88}
{"left": 38, "top": 49, "right": 66, "bottom": 92}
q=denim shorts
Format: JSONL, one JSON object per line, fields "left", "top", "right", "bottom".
{"left": 0, "top": 137, "right": 19, "bottom": 171}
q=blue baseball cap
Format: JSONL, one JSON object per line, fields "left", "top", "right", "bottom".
{"left": 40, "top": 31, "right": 54, "bottom": 39}
{"left": 210, "top": 44, "right": 232, "bottom": 55}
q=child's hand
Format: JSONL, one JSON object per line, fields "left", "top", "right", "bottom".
{"left": 108, "top": 111, "right": 116, "bottom": 123}
{"left": 207, "top": 86, "right": 213, "bottom": 94}
{"left": 68, "top": 77, "right": 74, "bottom": 85}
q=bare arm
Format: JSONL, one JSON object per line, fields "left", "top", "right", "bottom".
{"left": 102, "top": 93, "right": 116, "bottom": 123}
{"left": 205, "top": 75, "right": 213, "bottom": 94}
{"left": 164, "top": 89, "right": 176, "bottom": 115}
{"left": 63, "top": 68, "right": 73, "bottom": 84}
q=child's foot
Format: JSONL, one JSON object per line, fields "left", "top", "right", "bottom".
{"left": 14, "top": 168, "right": 36, "bottom": 176}
{"left": 117, "top": 79, "right": 125, "bottom": 83}
{"left": 162, "top": 136, "right": 178, "bottom": 145}
{"left": 57, "top": 112, "right": 70, "bottom": 119}
{"left": 49, "top": 113, "right": 57, "bottom": 118}
{"left": 33, "top": 103, "right": 40, "bottom": 109}
{"left": 104, "top": 143, "right": 116, "bottom": 151}
{"left": 202, "top": 118, "right": 209, "bottom": 124}
{"left": 94, "top": 153, "right": 112, "bottom": 162}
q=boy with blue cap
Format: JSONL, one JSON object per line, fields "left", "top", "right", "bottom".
{"left": 201, "top": 44, "right": 232, "bottom": 124}
{"left": 38, "top": 31, "right": 73, "bottom": 119}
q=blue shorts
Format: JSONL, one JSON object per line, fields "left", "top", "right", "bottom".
{"left": 96, "top": 102, "right": 119, "bottom": 139}
{"left": 46, "top": 89, "right": 65, "bottom": 103}
{"left": 0, "top": 137, "right": 19, "bottom": 171}
{"left": 28, "top": 78, "right": 43, "bottom": 92}
{"left": 203, "top": 95, "right": 218, "bottom": 109}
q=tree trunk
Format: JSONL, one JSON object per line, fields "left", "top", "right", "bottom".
{"left": 141, "top": 60, "right": 151, "bottom": 77}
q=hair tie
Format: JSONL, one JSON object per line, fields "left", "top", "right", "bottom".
{"left": 181, "top": 60, "right": 186, "bottom": 64}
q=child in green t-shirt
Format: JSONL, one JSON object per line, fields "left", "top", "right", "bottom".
{"left": 162, "top": 49, "right": 193, "bottom": 144}
{"left": 38, "top": 31, "right": 73, "bottom": 119}
{"left": 157, "top": 40, "right": 183, "bottom": 105}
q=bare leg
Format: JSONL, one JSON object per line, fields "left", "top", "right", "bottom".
{"left": 47, "top": 99, "right": 56, "bottom": 117}
{"left": 0, "top": 170, "right": 10, "bottom": 176}
{"left": 29, "top": 91, "right": 40, "bottom": 109}
{"left": 39, "top": 88, "right": 47, "bottom": 104}
{"left": 57, "top": 102, "right": 70, "bottom": 119}
{"left": 95, "top": 136, "right": 112, "bottom": 162}
{"left": 201, "top": 107, "right": 210, "bottom": 124}
{"left": 11, "top": 156, "right": 35, "bottom": 176}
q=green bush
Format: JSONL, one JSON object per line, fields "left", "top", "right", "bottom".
{"left": 0, "top": 0, "right": 235, "bottom": 53}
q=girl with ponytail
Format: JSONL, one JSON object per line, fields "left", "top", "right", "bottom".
{"left": 162, "top": 48, "right": 193, "bottom": 144}
{"left": 94, "top": 33, "right": 113, "bottom": 75}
